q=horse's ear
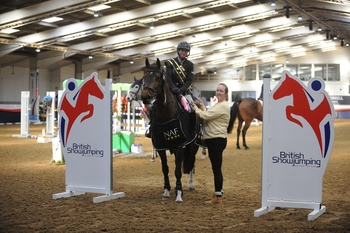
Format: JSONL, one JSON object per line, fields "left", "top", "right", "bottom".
{"left": 145, "top": 58, "right": 150, "bottom": 68}
{"left": 134, "top": 76, "right": 137, "bottom": 81}
{"left": 156, "top": 58, "right": 161, "bottom": 69}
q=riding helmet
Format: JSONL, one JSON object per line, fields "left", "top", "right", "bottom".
{"left": 177, "top": 41, "right": 191, "bottom": 57}
{"left": 177, "top": 41, "right": 191, "bottom": 51}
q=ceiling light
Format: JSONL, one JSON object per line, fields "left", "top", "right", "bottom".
{"left": 346, "top": 43, "right": 350, "bottom": 47}
{"left": 297, "top": 15, "right": 303, "bottom": 20}
{"left": 150, "top": 23, "right": 155, "bottom": 29}
{"left": 35, "top": 48, "right": 40, "bottom": 52}
{"left": 317, "top": 27, "right": 322, "bottom": 31}
{"left": 322, "top": 46, "right": 336, "bottom": 52}
{"left": 0, "top": 28, "right": 19, "bottom": 34}
{"left": 270, "top": 1, "right": 276, "bottom": 6}
{"left": 291, "top": 52, "right": 306, "bottom": 57}
{"left": 130, "top": 60, "right": 134, "bottom": 64}
{"left": 93, "top": 12, "right": 99, "bottom": 17}
{"left": 333, "top": 35, "right": 338, "bottom": 40}
{"left": 89, "top": 55, "right": 93, "bottom": 59}
{"left": 88, "top": 4, "right": 111, "bottom": 11}
{"left": 139, "top": 18, "right": 156, "bottom": 24}
{"left": 42, "top": 17, "right": 63, "bottom": 23}
{"left": 184, "top": 7, "right": 203, "bottom": 14}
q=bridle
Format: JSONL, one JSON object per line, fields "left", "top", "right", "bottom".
{"left": 142, "top": 66, "right": 168, "bottom": 105}
{"left": 128, "top": 79, "right": 143, "bottom": 101}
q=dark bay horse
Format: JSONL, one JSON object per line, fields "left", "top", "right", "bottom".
{"left": 227, "top": 98, "right": 263, "bottom": 149}
{"left": 126, "top": 76, "right": 207, "bottom": 161}
{"left": 140, "top": 58, "right": 199, "bottom": 203}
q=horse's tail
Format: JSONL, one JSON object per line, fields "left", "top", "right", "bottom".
{"left": 183, "top": 143, "right": 198, "bottom": 174}
{"left": 227, "top": 101, "right": 239, "bottom": 133}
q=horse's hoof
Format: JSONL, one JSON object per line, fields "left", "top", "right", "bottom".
{"left": 200, "top": 155, "right": 205, "bottom": 160}
{"left": 162, "top": 196, "right": 170, "bottom": 200}
{"left": 236, "top": 147, "right": 241, "bottom": 149}
{"left": 175, "top": 200, "right": 183, "bottom": 204}
{"left": 189, "top": 187, "right": 196, "bottom": 192}
{"left": 150, "top": 158, "right": 155, "bottom": 162}
{"left": 244, "top": 147, "right": 249, "bottom": 150}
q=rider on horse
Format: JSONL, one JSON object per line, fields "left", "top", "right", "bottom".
{"left": 165, "top": 41, "right": 194, "bottom": 97}
{"left": 146, "top": 41, "right": 196, "bottom": 138}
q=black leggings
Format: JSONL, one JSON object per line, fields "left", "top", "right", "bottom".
{"left": 205, "top": 137, "right": 227, "bottom": 193}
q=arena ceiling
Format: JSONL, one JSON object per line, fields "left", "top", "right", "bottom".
{"left": 0, "top": 0, "right": 349, "bottom": 75}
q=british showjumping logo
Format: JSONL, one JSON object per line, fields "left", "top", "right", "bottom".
{"left": 59, "top": 73, "right": 104, "bottom": 147}
{"left": 272, "top": 71, "right": 336, "bottom": 159}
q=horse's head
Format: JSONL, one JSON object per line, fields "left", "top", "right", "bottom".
{"left": 84, "top": 77, "right": 104, "bottom": 100}
{"left": 141, "top": 58, "right": 164, "bottom": 104}
{"left": 126, "top": 76, "right": 143, "bottom": 102}
{"left": 273, "top": 73, "right": 296, "bottom": 100}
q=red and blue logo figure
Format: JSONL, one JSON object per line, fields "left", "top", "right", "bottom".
{"left": 273, "top": 72, "right": 334, "bottom": 158}
{"left": 59, "top": 75, "right": 104, "bottom": 147}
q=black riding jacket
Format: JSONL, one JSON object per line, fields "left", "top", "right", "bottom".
{"left": 165, "top": 56, "right": 194, "bottom": 94}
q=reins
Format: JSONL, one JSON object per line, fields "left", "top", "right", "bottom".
{"left": 144, "top": 67, "right": 173, "bottom": 106}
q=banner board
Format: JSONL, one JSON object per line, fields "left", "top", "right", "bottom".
{"left": 255, "top": 71, "right": 336, "bottom": 221}
{"left": 52, "top": 72, "right": 124, "bottom": 203}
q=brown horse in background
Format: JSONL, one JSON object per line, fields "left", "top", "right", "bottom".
{"left": 227, "top": 98, "right": 263, "bottom": 149}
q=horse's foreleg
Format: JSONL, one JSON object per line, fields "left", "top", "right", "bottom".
{"left": 158, "top": 151, "right": 170, "bottom": 200}
{"left": 201, "top": 148, "right": 206, "bottom": 160}
{"left": 163, "top": 189, "right": 170, "bottom": 200}
{"left": 175, "top": 190, "right": 183, "bottom": 203}
{"left": 188, "top": 169, "right": 195, "bottom": 192}
{"left": 81, "top": 105, "right": 94, "bottom": 122}
{"left": 174, "top": 151, "right": 183, "bottom": 203}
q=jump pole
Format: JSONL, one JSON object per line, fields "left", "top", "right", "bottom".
{"left": 45, "top": 91, "right": 56, "bottom": 137}
{"left": 13, "top": 91, "right": 30, "bottom": 138}
{"left": 50, "top": 90, "right": 64, "bottom": 165}
{"left": 37, "top": 91, "right": 57, "bottom": 143}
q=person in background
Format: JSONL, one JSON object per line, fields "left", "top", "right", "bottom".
{"left": 190, "top": 83, "right": 230, "bottom": 204}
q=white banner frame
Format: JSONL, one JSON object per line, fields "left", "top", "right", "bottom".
{"left": 53, "top": 74, "right": 124, "bottom": 203}
{"left": 254, "top": 72, "right": 335, "bottom": 221}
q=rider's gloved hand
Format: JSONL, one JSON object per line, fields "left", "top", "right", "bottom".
{"left": 172, "top": 88, "right": 181, "bottom": 95}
